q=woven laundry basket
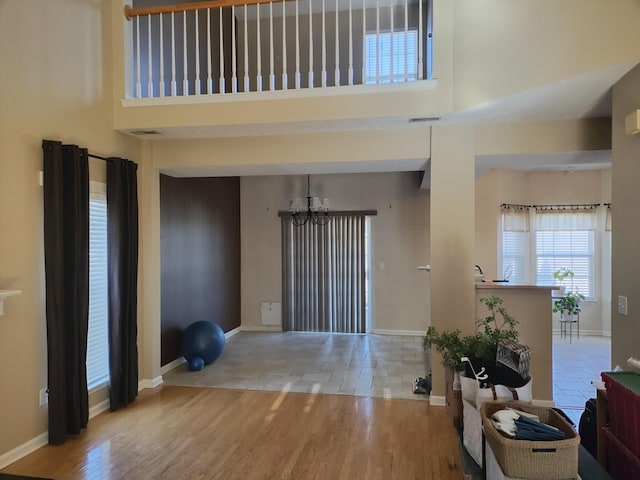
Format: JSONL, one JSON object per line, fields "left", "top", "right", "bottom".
{"left": 481, "top": 401, "right": 579, "bottom": 479}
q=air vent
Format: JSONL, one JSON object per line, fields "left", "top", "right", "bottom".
{"left": 130, "top": 130, "right": 162, "bottom": 136}
{"left": 409, "top": 117, "right": 441, "bottom": 123}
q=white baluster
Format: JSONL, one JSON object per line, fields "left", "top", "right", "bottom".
{"left": 171, "top": 12, "right": 177, "bottom": 96}
{"left": 207, "top": 9, "right": 213, "bottom": 94}
{"left": 257, "top": 4, "right": 262, "bottom": 92}
{"left": 389, "top": 1, "right": 393, "bottom": 84}
{"left": 362, "top": 0, "right": 366, "bottom": 84}
{"left": 295, "top": 0, "right": 301, "bottom": 89}
{"left": 418, "top": 0, "right": 423, "bottom": 80}
{"left": 269, "top": 1, "right": 275, "bottom": 90}
{"left": 195, "top": 9, "right": 201, "bottom": 95}
{"left": 147, "top": 14, "right": 153, "bottom": 97}
{"left": 244, "top": 4, "right": 249, "bottom": 92}
{"left": 308, "top": 0, "right": 313, "bottom": 88}
{"left": 135, "top": 16, "right": 141, "bottom": 98}
{"left": 282, "top": 0, "right": 287, "bottom": 90}
{"left": 183, "top": 11, "right": 188, "bottom": 95}
{"left": 335, "top": 0, "right": 339, "bottom": 86}
{"left": 321, "top": 0, "right": 326, "bottom": 88}
{"left": 219, "top": 8, "right": 225, "bottom": 94}
{"left": 376, "top": 0, "right": 380, "bottom": 84}
{"left": 404, "top": 0, "right": 408, "bottom": 82}
{"left": 159, "top": 13, "right": 165, "bottom": 96}
{"left": 348, "top": 0, "right": 353, "bottom": 85}
{"left": 232, "top": 6, "right": 237, "bottom": 93}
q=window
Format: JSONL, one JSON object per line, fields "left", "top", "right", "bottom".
{"left": 365, "top": 30, "right": 417, "bottom": 84}
{"left": 536, "top": 230, "right": 594, "bottom": 299}
{"left": 500, "top": 221, "right": 528, "bottom": 284}
{"left": 499, "top": 206, "right": 599, "bottom": 300}
{"left": 87, "top": 182, "right": 109, "bottom": 389}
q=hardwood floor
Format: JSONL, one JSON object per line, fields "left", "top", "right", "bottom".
{"left": 2, "top": 386, "right": 463, "bottom": 480}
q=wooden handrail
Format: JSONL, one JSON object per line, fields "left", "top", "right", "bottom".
{"left": 125, "top": 0, "right": 293, "bottom": 20}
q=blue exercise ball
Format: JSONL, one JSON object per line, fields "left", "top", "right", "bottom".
{"left": 188, "top": 355, "right": 205, "bottom": 372}
{"left": 182, "top": 321, "right": 226, "bottom": 367}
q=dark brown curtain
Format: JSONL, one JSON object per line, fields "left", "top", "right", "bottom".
{"left": 42, "top": 140, "right": 89, "bottom": 445}
{"left": 107, "top": 158, "right": 139, "bottom": 410}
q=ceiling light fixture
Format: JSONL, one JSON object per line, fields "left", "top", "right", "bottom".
{"left": 288, "top": 174, "right": 330, "bottom": 226}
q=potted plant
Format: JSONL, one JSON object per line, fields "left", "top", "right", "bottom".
{"left": 553, "top": 291, "right": 584, "bottom": 317}
{"left": 424, "top": 295, "right": 520, "bottom": 371}
{"left": 552, "top": 268, "right": 584, "bottom": 318}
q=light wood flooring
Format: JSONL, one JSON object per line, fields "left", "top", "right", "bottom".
{"left": 2, "top": 386, "right": 463, "bottom": 480}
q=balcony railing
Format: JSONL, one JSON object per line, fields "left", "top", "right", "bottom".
{"left": 125, "top": 0, "right": 433, "bottom": 99}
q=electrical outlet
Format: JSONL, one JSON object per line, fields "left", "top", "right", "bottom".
{"left": 39, "top": 388, "right": 48, "bottom": 406}
{"left": 618, "top": 295, "right": 628, "bottom": 316}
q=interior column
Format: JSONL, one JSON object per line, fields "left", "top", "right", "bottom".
{"left": 429, "top": 125, "right": 476, "bottom": 400}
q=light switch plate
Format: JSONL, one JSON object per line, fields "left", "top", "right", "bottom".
{"left": 618, "top": 295, "right": 628, "bottom": 316}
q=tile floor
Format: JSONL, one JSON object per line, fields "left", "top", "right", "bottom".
{"left": 552, "top": 334, "right": 611, "bottom": 426}
{"left": 163, "top": 330, "right": 612, "bottom": 421}
{"left": 163, "top": 331, "right": 431, "bottom": 401}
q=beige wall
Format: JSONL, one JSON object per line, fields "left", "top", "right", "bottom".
{"left": 611, "top": 64, "right": 640, "bottom": 369}
{"left": 453, "top": 0, "right": 640, "bottom": 110}
{"left": 0, "top": 1, "right": 141, "bottom": 459}
{"left": 240, "top": 172, "right": 430, "bottom": 333}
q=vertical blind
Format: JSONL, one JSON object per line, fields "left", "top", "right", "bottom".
{"left": 282, "top": 214, "right": 366, "bottom": 333}
{"left": 88, "top": 183, "right": 109, "bottom": 388}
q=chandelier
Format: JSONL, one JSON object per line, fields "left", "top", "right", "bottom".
{"left": 288, "top": 175, "right": 331, "bottom": 226}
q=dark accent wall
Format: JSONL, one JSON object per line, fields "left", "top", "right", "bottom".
{"left": 160, "top": 175, "right": 240, "bottom": 366}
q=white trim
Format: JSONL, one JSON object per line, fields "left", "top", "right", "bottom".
{"left": 138, "top": 376, "right": 164, "bottom": 391}
{"left": 371, "top": 329, "right": 426, "bottom": 337}
{"left": 122, "top": 79, "right": 438, "bottom": 106}
{"left": 241, "top": 325, "right": 283, "bottom": 332}
{"left": 0, "top": 397, "right": 114, "bottom": 470}
{"left": 225, "top": 326, "right": 241, "bottom": 338}
{"left": 161, "top": 357, "right": 186, "bottom": 375}
{"left": 429, "top": 395, "right": 445, "bottom": 406}
{"left": 89, "top": 399, "right": 111, "bottom": 419}
{"left": 0, "top": 432, "right": 48, "bottom": 470}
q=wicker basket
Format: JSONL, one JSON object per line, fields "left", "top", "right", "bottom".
{"left": 481, "top": 401, "right": 579, "bottom": 479}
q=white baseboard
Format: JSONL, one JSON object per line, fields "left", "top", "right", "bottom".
{"left": 89, "top": 399, "right": 110, "bottom": 419}
{"left": 161, "top": 357, "right": 186, "bottom": 375}
{"left": 138, "top": 376, "right": 163, "bottom": 391}
{"left": 372, "top": 329, "right": 427, "bottom": 337}
{"left": 225, "top": 326, "right": 241, "bottom": 338}
{"left": 429, "top": 395, "right": 446, "bottom": 406}
{"left": 0, "top": 432, "right": 48, "bottom": 470}
{"left": 241, "top": 325, "right": 283, "bottom": 332}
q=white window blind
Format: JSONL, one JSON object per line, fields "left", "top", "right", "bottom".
{"left": 365, "top": 30, "right": 417, "bottom": 84}
{"left": 500, "top": 214, "right": 528, "bottom": 284}
{"left": 535, "top": 230, "right": 594, "bottom": 299}
{"left": 88, "top": 182, "right": 109, "bottom": 389}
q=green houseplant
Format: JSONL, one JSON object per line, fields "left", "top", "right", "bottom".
{"left": 423, "top": 295, "right": 520, "bottom": 371}
{"left": 552, "top": 268, "right": 584, "bottom": 316}
{"left": 553, "top": 291, "right": 584, "bottom": 316}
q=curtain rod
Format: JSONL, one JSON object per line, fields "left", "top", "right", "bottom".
{"left": 501, "top": 203, "right": 603, "bottom": 209}
{"left": 88, "top": 153, "right": 108, "bottom": 161}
